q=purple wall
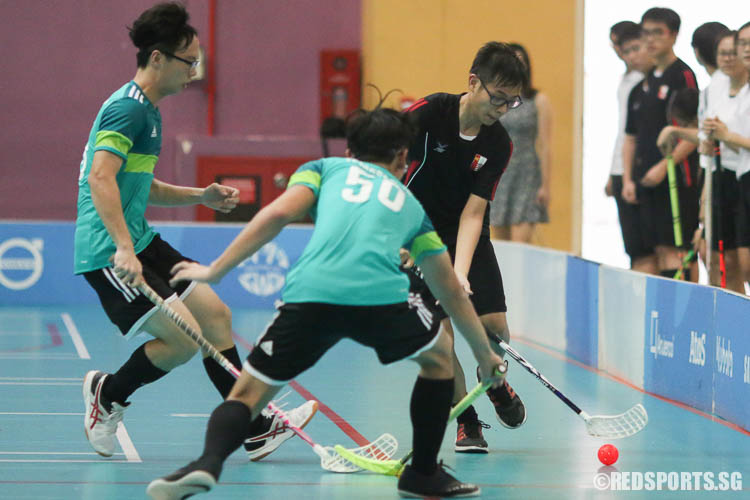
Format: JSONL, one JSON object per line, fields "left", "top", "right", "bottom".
{"left": 0, "top": 0, "right": 360, "bottom": 220}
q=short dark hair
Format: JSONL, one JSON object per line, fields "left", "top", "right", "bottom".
{"left": 691, "top": 22, "right": 730, "bottom": 68}
{"left": 641, "top": 7, "right": 681, "bottom": 33}
{"left": 346, "top": 108, "right": 417, "bottom": 164}
{"left": 128, "top": 2, "right": 197, "bottom": 68}
{"left": 610, "top": 21, "right": 639, "bottom": 45}
{"left": 507, "top": 43, "right": 538, "bottom": 98}
{"left": 617, "top": 23, "right": 644, "bottom": 47}
{"left": 716, "top": 30, "right": 738, "bottom": 57}
{"left": 667, "top": 88, "right": 699, "bottom": 124}
{"left": 469, "top": 41, "right": 528, "bottom": 91}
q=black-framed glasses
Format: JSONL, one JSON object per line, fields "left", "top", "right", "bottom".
{"left": 479, "top": 79, "right": 522, "bottom": 109}
{"left": 162, "top": 51, "right": 200, "bottom": 70}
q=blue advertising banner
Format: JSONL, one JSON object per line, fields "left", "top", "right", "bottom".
{"left": 712, "top": 291, "right": 750, "bottom": 429}
{"left": 0, "top": 223, "right": 98, "bottom": 306}
{"left": 565, "top": 256, "right": 598, "bottom": 367}
{"left": 643, "top": 279, "right": 716, "bottom": 414}
{"left": 0, "top": 222, "right": 312, "bottom": 308}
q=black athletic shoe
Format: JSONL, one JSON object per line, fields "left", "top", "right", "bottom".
{"left": 146, "top": 459, "right": 220, "bottom": 500}
{"left": 397, "top": 462, "right": 480, "bottom": 498}
{"left": 478, "top": 363, "right": 526, "bottom": 429}
{"left": 455, "top": 420, "right": 490, "bottom": 453}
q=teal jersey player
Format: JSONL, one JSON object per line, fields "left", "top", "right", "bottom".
{"left": 74, "top": 81, "right": 161, "bottom": 273}
{"left": 282, "top": 157, "right": 446, "bottom": 305}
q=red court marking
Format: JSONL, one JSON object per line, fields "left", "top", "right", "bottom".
{"left": 231, "top": 332, "right": 370, "bottom": 446}
{"left": 513, "top": 336, "right": 750, "bottom": 437}
{"left": 4, "top": 323, "right": 63, "bottom": 353}
{"left": 47, "top": 323, "right": 63, "bottom": 346}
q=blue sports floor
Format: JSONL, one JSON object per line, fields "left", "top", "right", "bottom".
{"left": 0, "top": 304, "right": 748, "bottom": 499}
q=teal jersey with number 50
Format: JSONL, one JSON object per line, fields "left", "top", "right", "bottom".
{"left": 282, "top": 157, "right": 446, "bottom": 305}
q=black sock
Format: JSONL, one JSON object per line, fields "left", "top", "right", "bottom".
{"left": 202, "top": 347, "right": 266, "bottom": 435}
{"left": 102, "top": 343, "right": 168, "bottom": 405}
{"left": 203, "top": 347, "right": 242, "bottom": 399}
{"left": 199, "top": 400, "right": 254, "bottom": 475}
{"left": 410, "top": 376, "right": 453, "bottom": 475}
{"left": 455, "top": 403, "right": 479, "bottom": 424}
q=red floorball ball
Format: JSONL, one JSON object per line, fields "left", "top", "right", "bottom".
{"left": 598, "top": 444, "right": 619, "bottom": 465}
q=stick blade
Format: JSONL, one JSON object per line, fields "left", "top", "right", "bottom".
{"left": 328, "top": 433, "right": 400, "bottom": 474}
{"left": 585, "top": 404, "right": 648, "bottom": 439}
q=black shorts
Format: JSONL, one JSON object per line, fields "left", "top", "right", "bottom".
{"left": 245, "top": 299, "right": 441, "bottom": 385}
{"left": 637, "top": 179, "right": 699, "bottom": 250}
{"left": 407, "top": 236, "right": 507, "bottom": 320}
{"left": 708, "top": 169, "right": 742, "bottom": 250}
{"left": 81, "top": 235, "right": 196, "bottom": 338}
{"left": 612, "top": 175, "right": 651, "bottom": 260}
{"left": 736, "top": 172, "right": 750, "bottom": 248}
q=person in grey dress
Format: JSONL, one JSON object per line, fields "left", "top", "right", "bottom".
{"left": 490, "top": 43, "right": 552, "bottom": 243}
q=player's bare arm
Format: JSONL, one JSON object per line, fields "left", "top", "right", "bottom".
{"left": 148, "top": 179, "right": 240, "bottom": 213}
{"left": 419, "top": 251, "right": 503, "bottom": 387}
{"left": 453, "top": 194, "right": 486, "bottom": 294}
{"left": 535, "top": 92, "right": 553, "bottom": 208}
{"left": 642, "top": 139, "right": 696, "bottom": 187}
{"left": 88, "top": 149, "right": 142, "bottom": 285}
{"left": 621, "top": 134, "right": 637, "bottom": 203}
{"left": 170, "top": 185, "right": 315, "bottom": 285}
{"left": 657, "top": 125, "right": 701, "bottom": 157}
{"left": 704, "top": 116, "right": 750, "bottom": 152}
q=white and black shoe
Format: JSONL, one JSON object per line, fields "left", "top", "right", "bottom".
{"left": 147, "top": 462, "right": 218, "bottom": 500}
{"left": 82, "top": 370, "right": 128, "bottom": 457}
{"left": 243, "top": 400, "right": 318, "bottom": 461}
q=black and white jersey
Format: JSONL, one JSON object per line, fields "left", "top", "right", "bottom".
{"left": 625, "top": 58, "right": 698, "bottom": 182}
{"left": 404, "top": 93, "right": 513, "bottom": 241}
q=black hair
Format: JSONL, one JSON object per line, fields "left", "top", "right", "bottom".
{"left": 667, "top": 88, "right": 699, "bottom": 124}
{"left": 641, "top": 7, "right": 681, "bottom": 34}
{"left": 738, "top": 21, "right": 750, "bottom": 37}
{"left": 346, "top": 107, "right": 416, "bottom": 164}
{"left": 469, "top": 41, "right": 528, "bottom": 91}
{"left": 507, "top": 43, "right": 538, "bottom": 98}
{"left": 715, "top": 30, "right": 738, "bottom": 59}
{"left": 128, "top": 2, "right": 197, "bottom": 68}
{"left": 691, "top": 22, "right": 730, "bottom": 68}
{"left": 610, "top": 21, "right": 639, "bottom": 45}
{"left": 617, "top": 23, "right": 644, "bottom": 47}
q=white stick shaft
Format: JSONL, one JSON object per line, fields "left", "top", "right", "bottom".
{"left": 137, "top": 282, "right": 316, "bottom": 446}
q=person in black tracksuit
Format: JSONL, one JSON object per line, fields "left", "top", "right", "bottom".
{"left": 404, "top": 41, "right": 528, "bottom": 453}
{"left": 622, "top": 7, "right": 700, "bottom": 279}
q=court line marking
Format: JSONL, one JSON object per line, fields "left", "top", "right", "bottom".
{"left": 0, "top": 452, "right": 125, "bottom": 456}
{"left": 231, "top": 331, "right": 371, "bottom": 447}
{"left": 0, "top": 382, "right": 80, "bottom": 386}
{"left": 0, "top": 377, "right": 81, "bottom": 386}
{"left": 0, "top": 413, "right": 141, "bottom": 463}
{"left": 0, "top": 353, "right": 78, "bottom": 360}
{"left": 0, "top": 377, "right": 81, "bottom": 380}
{"left": 514, "top": 336, "right": 750, "bottom": 437}
{"left": 0, "top": 460, "right": 132, "bottom": 463}
{"left": 0, "top": 412, "right": 84, "bottom": 416}
{"left": 116, "top": 422, "right": 141, "bottom": 462}
{"left": 61, "top": 312, "right": 90, "bottom": 359}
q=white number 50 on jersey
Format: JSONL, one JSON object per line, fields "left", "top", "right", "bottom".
{"left": 341, "top": 165, "right": 405, "bottom": 212}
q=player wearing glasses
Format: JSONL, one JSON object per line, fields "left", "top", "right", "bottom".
{"left": 403, "top": 41, "right": 528, "bottom": 453}
{"left": 74, "top": 2, "right": 315, "bottom": 461}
